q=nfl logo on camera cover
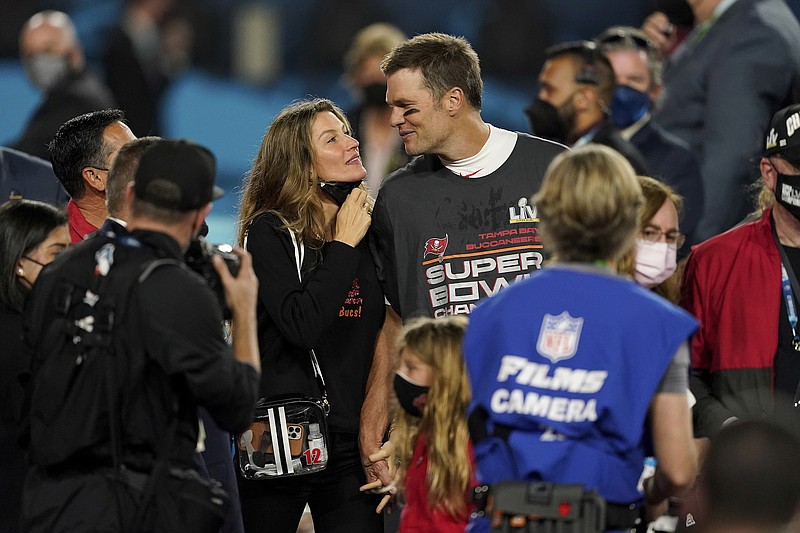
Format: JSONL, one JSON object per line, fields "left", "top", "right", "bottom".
{"left": 536, "top": 312, "right": 584, "bottom": 364}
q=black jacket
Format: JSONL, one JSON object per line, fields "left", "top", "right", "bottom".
{"left": 24, "top": 229, "right": 259, "bottom": 470}
{"left": 245, "top": 213, "right": 384, "bottom": 434}
{"left": 590, "top": 119, "right": 650, "bottom": 176}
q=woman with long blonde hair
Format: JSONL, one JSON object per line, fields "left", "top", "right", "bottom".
{"left": 236, "top": 98, "right": 384, "bottom": 532}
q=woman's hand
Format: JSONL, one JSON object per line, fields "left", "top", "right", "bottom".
{"left": 333, "top": 187, "right": 372, "bottom": 248}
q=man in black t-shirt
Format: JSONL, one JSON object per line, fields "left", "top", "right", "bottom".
{"left": 361, "top": 32, "right": 565, "bottom": 495}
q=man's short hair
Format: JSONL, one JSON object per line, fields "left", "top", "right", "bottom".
{"left": 595, "top": 26, "right": 663, "bottom": 90}
{"left": 106, "top": 136, "right": 160, "bottom": 218}
{"left": 381, "top": 32, "right": 483, "bottom": 111}
{"left": 545, "top": 41, "right": 617, "bottom": 109}
{"left": 20, "top": 11, "right": 78, "bottom": 51}
{"left": 48, "top": 109, "right": 126, "bottom": 199}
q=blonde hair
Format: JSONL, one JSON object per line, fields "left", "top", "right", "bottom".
{"left": 343, "top": 22, "right": 407, "bottom": 79}
{"left": 534, "top": 144, "right": 642, "bottom": 263}
{"left": 390, "top": 316, "right": 472, "bottom": 519}
{"left": 237, "top": 98, "right": 352, "bottom": 248}
{"left": 618, "top": 175, "right": 683, "bottom": 302}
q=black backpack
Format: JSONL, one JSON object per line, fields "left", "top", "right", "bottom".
{"left": 25, "top": 233, "right": 181, "bottom": 468}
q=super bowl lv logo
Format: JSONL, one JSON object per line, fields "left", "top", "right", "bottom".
{"left": 536, "top": 312, "right": 584, "bottom": 363}
{"left": 423, "top": 234, "right": 449, "bottom": 262}
{"left": 509, "top": 197, "right": 538, "bottom": 224}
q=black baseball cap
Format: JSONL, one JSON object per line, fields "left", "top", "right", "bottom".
{"left": 765, "top": 104, "right": 800, "bottom": 165}
{"left": 134, "top": 139, "right": 224, "bottom": 211}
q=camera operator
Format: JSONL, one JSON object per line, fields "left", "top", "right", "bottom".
{"left": 22, "top": 139, "right": 261, "bottom": 532}
{"left": 101, "top": 135, "right": 247, "bottom": 533}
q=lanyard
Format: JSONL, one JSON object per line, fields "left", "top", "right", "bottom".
{"left": 771, "top": 218, "right": 800, "bottom": 351}
{"left": 771, "top": 217, "right": 800, "bottom": 407}
{"left": 780, "top": 264, "right": 800, "bottom": 350}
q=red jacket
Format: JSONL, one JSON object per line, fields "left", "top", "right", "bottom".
{"left": 681, "top": 209, "right": 779, "bottom": 437}
{"left": 399, "top": 434, "right": 475, "bottom": 533}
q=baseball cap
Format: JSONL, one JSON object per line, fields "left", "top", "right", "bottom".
{"left": 765, "top": 104, "right": 800, "bottom": 165}
{"left": 134, "top": 139, "right": 224, "bottom": 211}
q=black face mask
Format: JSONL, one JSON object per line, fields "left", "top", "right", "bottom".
{"left": 525, "top": 98, "right": 571, "bottom": 144}
{"left": 362, "top": 82, "right": 387, "bottom": 109}
{"left": 393, "top": 372, "right": 429, "bottom": 418}
{"left": 320, "top": 181, "right": 360, "bottom": 206}
{"left": 775, "top": 168, "right": 800, "bottom": 220}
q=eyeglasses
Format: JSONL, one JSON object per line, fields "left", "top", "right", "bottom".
{"left": 85, "top": 165, "right": 109, "bottom": 172}
{"left": 641, "top": 225, "right": 685, "bottom": 248}
{"left": 596, "top": 29, "right": 656, "bottom": 53}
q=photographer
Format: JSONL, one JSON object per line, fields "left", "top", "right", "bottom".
{"left": 22, "top": 139, "right": 261, "bottom": 532}
{"left": 102, "top": 135, "right": 248, "bottom": 533}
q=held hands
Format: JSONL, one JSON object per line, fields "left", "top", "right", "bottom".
{"left": 212, "top": 247, "right": 258, "bottom": 320}
{"left": 333, "top": 187, "right": 372, "bottom": 248}
{"left": 359, "top": 441, "right": 398, "bottom": 513}
{"left": 642, "top": 11, "right": 676, "bottom": 59}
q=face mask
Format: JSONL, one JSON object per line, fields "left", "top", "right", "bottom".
{"left": 394, "top": 371, "right": 429, "bottom": 418}
{"left": 26, "top": 54, "right": 70, "bottom": 92}
{"left": 525, "top": 98, "right": 571, "bottom": 144}
{"left": 610, "top": 85, "right": 650, "bottom": 129}
{"left": 320, "top": 181, "right": 361, "bottom": 206}
{"left": 634, "top": 239, "right": 677, "bottom": 288}
{"left": 775, "top": 170, "right": 800, "bottom": 221}
{"left": 361, "top": 83, "right": 387, "bottom": 109}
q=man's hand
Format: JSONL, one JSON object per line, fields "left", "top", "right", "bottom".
{"left": 213, "top": 246, "right": 258, "bottom": 322}
{"left": 360, "top": 441, "right": 398, "bottom": 513}
{"left": 214, "top": 247, "right": 260, "bottom": 372}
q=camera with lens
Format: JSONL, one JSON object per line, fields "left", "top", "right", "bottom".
{"left": 185, "top": 236, "right": 241, "bottom": 319}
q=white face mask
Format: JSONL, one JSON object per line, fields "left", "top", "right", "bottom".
{"left": 26, "top": 54, "right": 71, "bottom": 92}
{"left": 634, "top": 239, "right": 677, "bottom": 288}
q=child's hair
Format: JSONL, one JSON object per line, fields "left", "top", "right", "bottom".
{"left": 390, "top": 315, "right": 472, "bottom": 519}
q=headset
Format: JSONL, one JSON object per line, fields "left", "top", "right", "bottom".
{"left": 545, "top": 40, "right": 602, "bottom": 85}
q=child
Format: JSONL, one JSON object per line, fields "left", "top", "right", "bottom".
{"left": 387, "top": 316, "right": 476, "bottom": 532}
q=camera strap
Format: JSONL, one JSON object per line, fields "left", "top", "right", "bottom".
{"left": 289, "top": 231, "right": 329, "bottom": 413}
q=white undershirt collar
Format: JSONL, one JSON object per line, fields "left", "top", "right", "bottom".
{"left": 442, "top": 124, "right": 517, "bottom": 179}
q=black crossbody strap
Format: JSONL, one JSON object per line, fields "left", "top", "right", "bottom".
{"left": 289, "top": 231, "right": 329, "bottom": 412}
{"left": 111, "top": 257, "right": 184, "bottom": 532}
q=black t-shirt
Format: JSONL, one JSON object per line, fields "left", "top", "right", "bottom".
{"left": 775, "top": 245, "right": 800, "bottom": 408}
{"left": 370, "top": 133, "right": 565, "bottom": 320}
